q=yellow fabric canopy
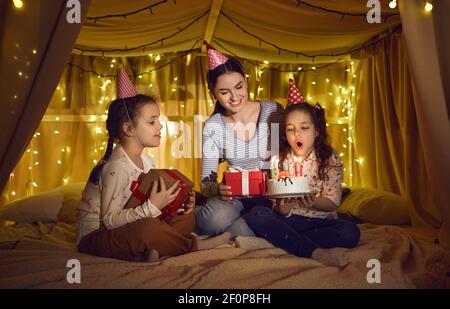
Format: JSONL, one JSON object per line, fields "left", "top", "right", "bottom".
{"left": 75, "top": 0, "right": 400, "bottom": 63}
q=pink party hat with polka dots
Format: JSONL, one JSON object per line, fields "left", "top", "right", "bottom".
{"left": 204, "top": 41, "right": 229, "bottom": 70}
{"left": 117, "top": 66, "right": 138, "bottom": 99}
{"left": 287, "top": 78, "right": 306, "bottom": 105}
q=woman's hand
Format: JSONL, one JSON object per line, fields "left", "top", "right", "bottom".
{"left": 183, "top": 191, "right": 195, "bottom": 215}
{"left": 149, "top": 177, "right": 181, "bottom": 210}
{"left": 218, "top": 183, "right": 234, "bottom": 202}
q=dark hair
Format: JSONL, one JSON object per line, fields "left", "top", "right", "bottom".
{"left": 206, "top": 58, "right": 246, "bottom": 115}
{"left": 279, "top": 102, "right": 334, "bottom": 181}
{"left": 88, "top": 94, "right": 157, "bottom": 183}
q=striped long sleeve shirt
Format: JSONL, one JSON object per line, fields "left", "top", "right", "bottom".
{"left": 201, "top": 101, "right": 284, "bottom": 197}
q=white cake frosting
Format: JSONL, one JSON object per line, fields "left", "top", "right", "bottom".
{"left": 266, "top": 177, "right": 310, "bottom": 196}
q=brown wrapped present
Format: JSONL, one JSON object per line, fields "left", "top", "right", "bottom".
{"left": 124, "top": 169, "right": 194, "bottom": 222}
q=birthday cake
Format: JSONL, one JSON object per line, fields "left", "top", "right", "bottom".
{"left": 266, "top": 176, "right": 310, "bottom": 196}
{"left": 266, "top": 156, "right": 310, "bottom": 197}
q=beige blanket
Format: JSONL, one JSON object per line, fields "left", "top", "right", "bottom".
{"left": 0, "top": 222, "right": 447, "bottom": 288}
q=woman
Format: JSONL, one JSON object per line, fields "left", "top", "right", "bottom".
{"left": 196, "top": 43, "right": 284, "bottom": 238}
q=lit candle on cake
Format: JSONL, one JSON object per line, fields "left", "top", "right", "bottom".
{"left": 270, "top": 157, "right": 279, "bottom": 179}
{"left": 282, "top": 159, "right": 289, "bottom": 174}
{"left": 294, "top": 157, "right": 299, "bottom": 176}
{"left": 289, "top": 160, "right": 294, "bottom": 177}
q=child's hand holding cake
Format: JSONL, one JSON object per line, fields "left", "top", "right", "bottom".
{"left": 296, "top": 193, "right": 316, "bottom": 209}
{"left": 272, "top": 198, "right": 297, "bottom": 216}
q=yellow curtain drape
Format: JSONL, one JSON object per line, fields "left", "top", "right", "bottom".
{"left": 399, "top": 0, "right": 450, "bottom": 248}
{"left": 351, "top": 33, "right": 442, "bottom": 231}
{"left": 0, "top": 0, "right": 90, "bottom": 197}
{"left": 2, "top": 53, "right": 356, "bottom": 203}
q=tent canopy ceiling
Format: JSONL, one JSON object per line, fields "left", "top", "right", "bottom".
{"left": 75, "top": 0, "right": 401, "bottom": 63}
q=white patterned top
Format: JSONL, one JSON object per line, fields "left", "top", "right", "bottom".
{"left": 76, "top": 145, "right": 160, "bottom": 244}
{"left": 272, "top": 150, "right": 343, "bottom": 219}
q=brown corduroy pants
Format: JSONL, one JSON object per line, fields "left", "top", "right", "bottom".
{"left": 78, "top": 212, "right": 197, "bottom": 261}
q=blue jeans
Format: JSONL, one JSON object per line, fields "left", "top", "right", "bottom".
{"left": 244, "top": 206, "right": 360, "bottom": 258}
{"left": 195, "top": 196, "right": 272, "bottom": 238}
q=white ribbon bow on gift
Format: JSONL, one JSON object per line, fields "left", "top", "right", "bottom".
{"left": 228, "top": 166, "right": 260, "bottom": 196}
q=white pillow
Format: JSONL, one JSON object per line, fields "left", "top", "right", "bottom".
{"left": 0, "top": 191, "right": 64, "bottom": 223}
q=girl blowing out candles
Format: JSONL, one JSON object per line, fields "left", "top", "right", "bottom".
{"left": 244, "top": 79, "right": 360, "bottom": 268}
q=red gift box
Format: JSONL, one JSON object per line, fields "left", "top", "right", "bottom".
{"left": 223, "top": 171, "right": 267, "bottom": 197}
{"left": 125, "top": 169, "right": 193, "bottom": 222}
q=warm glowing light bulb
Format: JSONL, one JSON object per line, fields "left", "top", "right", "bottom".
{"left": 13, "top": 0, "right": 23, "bottom": 9}
{"left": 389, "top": 0, "right": 397, "bottom": 9}
{"left": 424, "top": 2, "right": 433, "bottom": 12}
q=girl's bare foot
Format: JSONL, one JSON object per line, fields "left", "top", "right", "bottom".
{"left": 194, "top": 232, "right": 231, "bottom": 250}
{"left": 311, "top": 247, "right": 349, "bottom": 268}
{"left": 145, "top": 249, "right": 160, "bottom": 262}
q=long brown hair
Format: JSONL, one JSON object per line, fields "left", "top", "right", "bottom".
{"left": 88, "top": 94, "right": 157, "bottom": 183}
{"left": 279, "top": 102, "right": 334, "bottom": 181}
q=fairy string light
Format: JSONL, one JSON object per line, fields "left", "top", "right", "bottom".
{"left": 85, "top": 0, "right": 173, "bottom": 22}
{"left": 211, "top": 39, "right": 339, "bottom": 73}
{"left": 74, "top": 11, "right": 208, "bottom": 55}
{"left": 69, "top": 40, "right": 202, "bottom": 78}
{"left": 220, "top": 11, "right": 401, "bottom": 60}
{"left": 295, "top": 0, "right": 399, "bottom": 20}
